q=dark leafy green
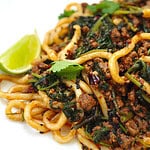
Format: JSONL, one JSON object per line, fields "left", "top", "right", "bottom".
{"left": 97, "top": 16, "right": 114, "bottom": 49}
{"left": 92, "top": 127, "right": 110, "bottom": 143}
{"left": 93, "top": 61, "right": 109, "bottom": 91}
{"left": 91, "top": 13, "right": 108, "bottom": 33}
{"left": 119, "top": 123, "right": 128, "bottom": 134}
{"left": 63, "top": 101, "right": 82, "bottom": 122}
{"left": 73, "top": 113, "right": 98, "bottom": 129}
{"left": 68, "top": 16, "right": 96, "bottom": 39}
{"left": 136, "top": 90, "right": 150, "bottom": 104}
{"left": 73, "top": 15, "right": 114, "bottom": 58}
{"left": 48, "top": 83, "right": 75, "bottom": 102}
{"left": 73, "top": 106, "right": 104, "bottom": 130}
{"left": 32, "top": 73, "right": 59, "bottom": 91}
{"left": 126, "top": 60, "right": 150, "bottom": 82}
{"left": 125, "top": 60, "right": 150, "bottom": 103}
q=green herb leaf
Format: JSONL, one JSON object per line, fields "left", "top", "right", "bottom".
{"left": 87, "top": 5, "right": 98, "bottom": 14}
{"left": 58, "top": 10, "right": 75, "bottom": 19}
{"left": 87, "top": 0, "right": 120, "bottom": 14}
{"left": 50, "top": 61, "right": 84, "bottom": 80}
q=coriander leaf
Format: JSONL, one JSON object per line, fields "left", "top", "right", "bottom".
{"left": 87, "top": 0, "right": 120, "bottom": 14}
{"left": 56, "top": 65, "right": 83, "bottom": 80}
{"left": 50, "top": 61, "right": 84, "bottom": 80}
{"left": 58, "top": 10, "right": 75, "bottom": 19}
{"left": 87, "top": 5, "right": 98, "bottom": 14}
{"left": 50, "top": 61, "right": 73, "bottom": 72}
{"left": 99, "top": 0, "right": 120, "bottom": 14}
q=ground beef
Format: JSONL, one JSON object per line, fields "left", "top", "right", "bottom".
{"left": 103, "top": 90, "right": 113, "bottom": 102}
{"left": 134, "top": 116, "right": 149, "bottom": 132}
{"left": 111, "top": 27, "right": 121, "bottom": 45}
{"left": 78, "top": 93, "right": 96, "bottom": 111}
{"left": 125, "top": 120, "right": 139, "bottom": 136}
{"left": 119, "top": 107, "right": 131, "bottom": 118}
{"left": 116, "top": 0, "right": 150, "bottom": 7}
{"left": 109, "top": 131, "right": 117, "bottom": 144}
{"left": 119, "top": 51, "right": 138, "bottom": 73}
{"left": 94, "top": 58, "right": 111, "bottom": 79}
{"left": 111, "top": 27, "right": 125, "bottom": 48}
{"left": 111, "top": 25, "right": 132, "bottom": 49}
{"left": 112, "top": 117, "right": 119, "bottom": 124}
{"left": 137, "top": 40, "right": 150, "bottom": 57}
{"left": 103, "top": 121, "right": 113, "bottom": 129}
{"left": 128, "top": 89, "right": 136, "bottom": 103}
{"left": 26, "top": 85, "right": 37, "bottom": 93}
{"left": 50, "top": 43, "right": 61, "bottom": 52}
{"left": 121, "top": 27, "right": 130, "bottom": 38}
{"left": 89, "top": 39, "right": 99, "bottom": 48}
{"left": 113, "top": 148, "right": 122, "bottom": 150}
{"left": 32, "top": 61, "right": 50, "bottom": 74}
{"left": 119, "top": 134, "right": 134, "bottom": 149}
{"left": 81, "top": 25, "right": 90, "bottom": 34}
{"left": 132, "top": 105, "right": 147, "bottom": 118}
{"left": 130, "top": 144, "right": 146, "bottom": 150}
{"left": 116, "top": 96, "right": 124, "bottom": 108}
{"left": 144, "top": 18, "right": 150, "bottom": 30}
{"left": 84, "top": 60, "right": 93, "bottom": 73}
{"left": 128, "top": 14, "right": 140, "bottom": 28}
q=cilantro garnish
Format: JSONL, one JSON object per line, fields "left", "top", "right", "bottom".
{"left": 49, "top": 61, "right": 84, "bottom": 80}
{"left": 87, "top": 0, "right": 120, "bottom": 14}
{"left": 58, "top": 10, "right": 75, "bottom": 19}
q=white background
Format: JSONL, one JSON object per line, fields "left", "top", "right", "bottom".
{"left": 0, "top": 0, "right": 98, "bottom": 150}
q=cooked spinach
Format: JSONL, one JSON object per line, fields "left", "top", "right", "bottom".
{"left": 143, "top": 19, "right": 150, "bottom": 33}
{"left": 32, "top": 73, "right": 59, "bottom": 91}
{"left": 127, "top": 60, "right": 150, "bottom": 82}
{"left": 63, "top": 101, "right": 82, "bottom": 122}
{"left": 73, "top": 106, "right": 104, "bottom": 129}
{"left": 48, "top": 83, "right": 75, "bottom": 102}
{"left": 68, "top": 16, "right": 96, "bottom": 39}
{"left": 72, "top": 15, "right": 114, "bottom": 58}
{"left": 97, "top": 16, "right": 114, "bottom": 49}
{"left": 136, "top": 90, "right": 150, "bottom": 104}
{"left": 93, "top": 62, "right": 109, "bottom": 91}
{"left": 92, "top": 126, "right": 110, "bottom": 143}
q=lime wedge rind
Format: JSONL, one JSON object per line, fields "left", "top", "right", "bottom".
{"left": 0, "top": 62, "right": 32, "bottom": 74}
{"left": 0, "top": 33, "right": 41, "bottom": 74}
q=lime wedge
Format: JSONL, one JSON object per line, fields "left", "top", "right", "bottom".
{"left": 0, "top": 34, "right": 41, "bottom": 74}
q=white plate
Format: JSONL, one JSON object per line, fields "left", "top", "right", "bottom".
{"left": 0, "top": 0, "right": 98, "bottom": 150}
